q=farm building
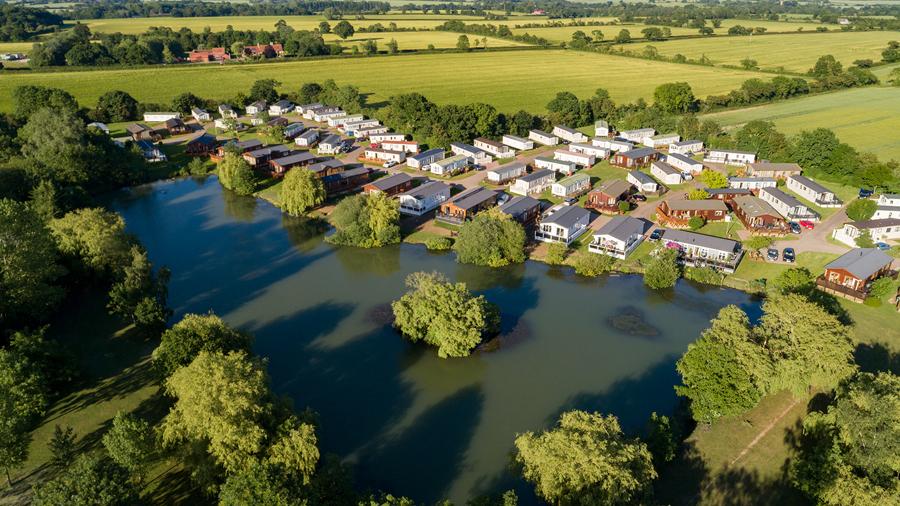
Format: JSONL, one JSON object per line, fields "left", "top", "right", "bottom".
{"left": 245, "top": 101, "right": 266, "bottom": 116}
{"left": 534, "top": 156, "right": 577, "bottom": 175}
{"left": 498, "top": 196, "right": 542, "bottom": 225}
{"left": 662, "top": 152, "right": 703, "bottom": 174}
{"left": 363, "top": 148, "right": 406, "bottom": 164}
{"left": 669, "top": 140, "right": 703, "bottom": 155}
{"left": 611, "top": 148, "right": 660, "bottom": 168}
{"left": 656, "top": 199, "right": 728, "bottom": 227}
{"left": 243, "top": 43, "right": 284, "bottom": 58}
{"left": 398, "top": 181, "right": 451, "bottom": 216}
{"left": 660, "top": 230, "right": 743, "bottom": 273}
{"left": 510, "top": 169, "right": 556, "bottom": 196}
{"left": 832, "top": 218, "right": 900, "bottom": 247}
{"left": 728, "top": 177, "right": 777, "bottom": 191}
{"left": 704, "top": 149, "right": 756, "bottom": 166}
{"left": 430, "top": 154, "right": 470, "bottom": 176}
{"left": 552, "top": 125, "right": 589, "bottom": 144}
{"left": 269, "top": 152, "right": 316, "bottom": 176}
{"left": 243, "top": 145, "right": 292, "bottom": 168}
{"left": 874, "top": 194, "right": 900, "bottom": 219}
{"left": 218, "top": 104, "right": 238, "bottom": 119}
{"left": 588, "top": 216, "right": 651, "bottom": 259}
{"left": 502, "top": 134, "right": 534, "bottom": 151}
{"left": 363, "top": 173, "right": 413, "bottom": 196}
{"left": 551, "top": 173, "right": 591, "bottom": 198}
{"left": 759, "top": 187, "right": 819, "bottom": 222}
{"left": 474, "top": 138, "right": 515, "bottom": 158}
{"left": 143, "top": 112, "right": 181, "bottom": 123}
{"left": 619, "top": 128, "right": 655, "bottom": 143}
{"left": 185, "top": 133, "right": 219, "bottom": 156}
{"left": 381, "top": 140, "right": 419, "bottom": 154}
{"left": 318, "top": 135, "right": 346, "bottom": 155}
{"left": 528, "top": 129, "right": 559, "bottom": 146}
{"left": 295, "top": 130, "right": 319, "bottom": 148}
{"left": 437, "top": 187, "right": 498, "bottom": 224}
{"left": 188, "top": 48, "right": 230, "bottom": 63}
{"left": 269, "top": 100, "right": 294, "bottom": 115}
{"left": 594, "top": 120, "right": 610, "bottom": 137}
{"left": 535, "top": 204, "right": 591, "bottom": 245}
{"left": 747, "top": 162, "right": 802, "bottom": 179}
{"left": 731, "top": 195, "right": 788, "bottom": 235}
{"left": 787, "top": 175, "right": 842, "bottom": 207}
{"left": 593, "top": 138, "right": 634, "bottom": 152}
{"left": 627, "top": 170, "right": 659, "bottom": 194}
{"left": 569, "top": 143, "right": 609, "bottom": 160}
{"left": 650, "top": 161, "right": 684, "bottom": 185}
{"left": 191, "top": 108, "right": 211, "bottom": 122}
{"left": 369, "top": 132, "right": 406, "bottom": 143}
{"left": 816, "top": 248, "right": 894, "bottom": 302}
{"left": 450, "top": 142, "right": 493, "bottom": 164}
{"left": 307, "top": 159, "right": 345, "bottom": 178}
{"left": 407, "top": 148, "right": 444, "bottom": 169}
{"left": 554, "top": 149, "right": 595, "bottom": 167}
{"left": 585, "top": 179, "right": 632, "bottom": 214}
{"left": 644, "top": 133, "right": 680, "bottom": 149}
{"left": 486, "top": 162, "right": 527, "bottom": 184}
{"left": 323, "top": 167, "right": 371, "bottom": 195}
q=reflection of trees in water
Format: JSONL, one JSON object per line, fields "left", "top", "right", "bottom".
{"left": 606, "top": 306, "right": 661, "bottom": 339}
{"left": 477, "top": 318, "right": 533, "bottom": 353}
{"left": 365, "top": 302, "right": 394, "bottom": 327}
{"left": 456, "top": 261, "right": 526, "bottom": 292}
{"left": 333, "top": 244, "right": 401, "bottom": 276}
{"left": 220, "top": 188, "right": 257, "bottom": 222}
{"left": 281, "top": 214, "right": 327, "bottom": 253}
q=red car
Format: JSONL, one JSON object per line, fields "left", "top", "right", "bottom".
{"left": 799, "top": 220, "right": 815, "bottom": 230}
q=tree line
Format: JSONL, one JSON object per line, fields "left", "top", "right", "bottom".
{"left": 63, "top": 0, "right": 392, "bottom": 20}
{"left": 0, "top": 4, "right": 62, "bottom": 42}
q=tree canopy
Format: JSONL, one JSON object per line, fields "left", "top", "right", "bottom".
{"left": 326, "top": 193, "right": 400, "bottom": 248}
{"left": 454, "top": 209, "right": 526, "bottom": 267}
{"left": 152, "top": 313, "right": 253, "bottom": 378}
{"left": 280, "top": 168, "right": 325, "bottom": 216}
{"left": 644, "top": 247, "right": 680, "bottom": 289}
{"left": 653, "top": 82, "right": 696, "bottom": 114}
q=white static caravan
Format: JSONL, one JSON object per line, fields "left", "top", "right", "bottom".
{"left": 669, "top": 140, "right": 703, "bottom": 155}
{"left": 569, "top": 143, "right": 609, "bottom": 160}
{"left": 552, "top": 125, "right": 589, "bottom": 144}
{"left": 528, "top": 129, "right": 559, "bottom": 146}
{"left": 704, "top": 149, "right": 757, "bottom": 166}
{"left": 592, "top": 137, "right": 634, "bottom": 153}
{"left": 534, "top": 156, "right": 577, "bottom": 176}
{"left": 368, "top": 132, "right": 407, "bottom": 143}
{"left": 594, "top": 120, "right": 610, "bottom": 137}
{"left": 143, "top": 111, "right": 181, "bottom": 122}
{"left": 406, "top": 148, "right": 444, "bottom": 169}
{"left": 502, "top": 134, "right": 534, "bottom": 151}
{"left": 553, "top": 149, "right": 595, "bottom": 167}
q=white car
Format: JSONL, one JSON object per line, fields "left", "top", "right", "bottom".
{"left": 383, "top": 160, "right": 398, "bottom": 168}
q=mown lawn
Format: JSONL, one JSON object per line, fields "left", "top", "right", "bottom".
{"left": 0, "top": 50, "right": 770, "bottom": 114}
{"left": 703, "top": 87, "right": 900, "bottom": 161}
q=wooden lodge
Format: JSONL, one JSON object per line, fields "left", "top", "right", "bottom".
{"left": 362, "top": 173, "right": 414, "bottom": 196}
{"left": 816, "top": 248, "right": 894, "bottom": 303}
{"left": 585, "top": 179, "right": 632, "bottom": 214}
{"left": 655, "top": 199, "right": 728, "bottom": 227}
{"left": 436, "top": 187, "right": 498, "bottom": 224}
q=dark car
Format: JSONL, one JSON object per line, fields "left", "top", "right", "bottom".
{"left": 858, "top": 188, "right": 874, "bottom": 199}
{"left": 631, "top": 194, "right": 648, "bottom": 202}
{"left": 783, "top": 247, "right": 795, "bottom": 263}
{"left": 767, "top": 248, "right": 779, "bottom": 261}
{"left": 789, "top": 222, "right": 801, "bottom": 234}
{"left": 650, "top": 229, "right": 664, "bottom": 241}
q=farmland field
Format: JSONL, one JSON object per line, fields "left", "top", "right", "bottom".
{"left": 704, "top": 87, "right": 900, "bottom": 160}
{"left": 0, "top": 49, "right": 768, "bottom": 113}
{"left": 620, "top": 31, "right": 900, "bottom": 73}
{"left": 321, "top": 31, "right": 525, "bottom": 50}
{"left": 0, "top": 41, "right": 33, "bottom": 53}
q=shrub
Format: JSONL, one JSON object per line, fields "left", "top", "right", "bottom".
{"left": 545, "top": 243, "right": 568, "bottom": 265}
{"left": 573, "top": 252, "right": 616, "bottom": 277}
{"left": 846, "top": 198, "right": 877, "bottom": 221}
{"left": 454, "top": 209, "right": 525, "bottom": 267}
{"left": 685, "top": 266, "right": 724, "bottom": 286}
{"left": 424, "top": 236, "right": 452, "bottom": 251}
{"left": 688, "top": 216, "right": 705, "bottom": 231}
{"left": 644, "top": 248, "right": 680, "bottom": 289}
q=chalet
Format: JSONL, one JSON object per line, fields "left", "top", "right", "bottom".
{"left": 534, "top": 156, "right": 577, "bottom": 176}
{"left": 245, "top": 101, "right": 266, "bottom": 116}
{"left": 502, "top": 134, "right": 534, "bottom": 151}
{"left": 243, "top": 43, "right": 284, "bottom": 58}
{"left": 551, "top": 173, "right": 591, "bottom": 198}
{"left": 759, "top": 187, "right": 819, "bottom": 222}
{"left": 817, "top": 248, "right": 894, "bottom": 302}
{"left": 611, "top": 147, "right": 660, "bottom": 168}
{"left": 188, "top": 48, "right": 230, "bottom": 63}
{"left": 135, "top": 140, "right": 166, "bottom": 162}
{"left": 535, "top": 204, "right": 591, "bottom": 245}
{"left": 437, "top": 187, "right": 498, "bottom": 224}
{"left": 706, "top": 188, "right": 752, "bottom": 203}
{"left": 510, "top": 169, "right": 555, "bottom": 196}
{"left": 185, "top": 133, "right": 219, "bottom": 156}
{"left": 585, "top": 179, "right": 632, "bottom": 213}
{"left": 295, "top": 129, "right": 319, "bottom": 148}
{"left": 594, "top": 120, "right": 610, "bottom": 137}
{"left": 381, "top": 140, "right": 419, "bottom": 154}
{"left": 728, "top": 177, "right": 777, "bottom": 191}
{"left": 498, "top": 196, "right": 542, "bottom": 225}
{"left": 569, "top": 143, "right": 609, "bottom": 160}
{"left": 284, "top": 123, "right": 306, "bottom": 140}
{"left": 833, "top": 218, "right": 900, "bottom": 247}
{"left": 363, "top": 148, "right": 406, "bottom": 164}
{"left": 731, "top": 195, "right": 788, "bottom": 235}
{"left": 644, "top": 133, "right": 680, "bottom": 149}
{"left": 650, "top": 161, "right": 683, "bottom": 185}
{"left": 269, "top": 152, "right": 315, "bottom": 176}
{"left": 429, "top": 154, "right": 470, "bottom": 176}
{"left": 486, "top": 162, "right": 527, "bottom": 184}
{"left": 191, "top": 108, "right": 211, "bottom": 122}
{"left": 450, "top": 142, "right": 492, "bottom": 164}
{"left": 593, "top": 138, "right": 634, "bottom": 152}
{"left": 307, "top": 159, "right": 345, "bottom": 178}
{"left": 474, "top": 137, "right": 515, "bottom": 158}
{"left": 552, "top": 125, "right": 588, "bottom": 144}
{"left": 528, "top": 129, "right": 559, "bottom": 146}
{"left": 656, "top": 199, "right": 728, "bottom": 227}
{"left": 317, "top": 134, "right": 346, "bottom": 155}
{"left": 704, "top": 149, "right": 756, "bottom": 166}
{"left": 362, "top": 173, "right": 413, "bottom": 196}
{"left": 398, "top": 181, "right": 451, "bottom": 216}
{"left": 660, "top": 230, "right": 744, "bottom": 273}
{"left": 353, "top": 125, "right": 390, "bottom": 138}
{"left": 554, "top": 149, "right": 595, "bottom": 167}
{"left": 218, "top": 104, "right": 238, "bottom": 119}
{"left": 619, "top": 128, "right": 655, "bottom": 143}
{"left": 243, "top": 145, "right": 292, "bottom": 167}
{"left": 323, "top": 167, "right": 371, "bottom": 195}
{"left": 126, "top": 123, "right": 159, "bottom": 142}
{"left": 328, "top": 114, "right": 363, "bottom": 128}
{"left": 164, "top": 118, "right": 189, "bottom": 135}
{"left": 369, "top": 132, "right": 407, "bottom": 143}
{"left": 669, "top": 140, "right": 703, "bottom": 155}
{"left": 747, "top": 162, "right": 802, "bottom": 179}
{"left": 143, "top": 112, "right": 181, "bottom": 122}
{"left": 216, "top": 138, "right": 262, "bottom": 157}
{"left": 407, "top": 148, "right": 444, "bottom": 169}
{"left": 303, "top": 105, "right": 337, "bottom": 120}
{"left": 627, "top": 170, "right": 659, "bottom": 194}
{"left": 269, "top": 100, "right": 294, "bottom": 116}
{"left": 588, "top": 216, "right": 651, "bottom": 259}
{"left": 787, "top": 175, "right": 842, "bottom": 207}
{"left": 874, "top": 194, "right": 900, "bottom": 219}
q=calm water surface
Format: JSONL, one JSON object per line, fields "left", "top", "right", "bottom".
{"left": 112, "top": 176, "right": 760, "bottom": 504}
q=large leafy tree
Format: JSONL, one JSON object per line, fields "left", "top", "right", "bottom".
{"left": 845, "top": 198, "right": 877, "bottom": 221}
{"left": 49, "top": 207, "right": 134, "bottom": 276}
{"left": 643, "top": 247, "right": 680, "bottom": 289}
{"left": 152, "top": 313, "right": 252, "bottom": 378}
{"left": 327, "top": 193, "right": 400, "bottom": 248}
{"left": 391, "top": 272, "right": 499, "bottom": 358}
{"left": 107, "top": 245, "right": 171, "bottom": 332}
{"left": 514, "top": 411, "right": 656, "bottom": 505}
{"left": 454, "top": 209, "right": 526, "bottom": 267}
{"left": 248, "top": 79, "right": 281, "bottom": 103}
{"left": 653, "top": 82, "right": 696, "bottom": 114}
{"left": 31, "top": 454, "right": 138, "bottom": 506}
{"left": 733, "top": 120, "right": 789, "bottom": 161}
{"left": 218, "top": 153, "right": 257, "bottom": 196}
{"left": 332, "top": 20, "right": 354, "bottom": 39}
{"left": 19, "top": 107, "right": 93, "bottom": 186}
{"left": 11, "top": 85, "right": 77, "bottom": 120}
{"left": 102, "top": 412, "right": 156, "bottom": 481}
{"left": 0, "top": 346, "right": 48, "bottom": 485}
{"left": 93, "top": 90, "right": 139, "bottom": 122}
{"left": 280, "top": 168, "right": 325, "bottom": 216}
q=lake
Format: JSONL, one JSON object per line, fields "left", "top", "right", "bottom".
{"left": 111, "top": 176, "right": 761, "bottom": 504}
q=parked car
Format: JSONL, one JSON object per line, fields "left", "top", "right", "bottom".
{"left": 497, "top": 193, "right": 510, "bottom": 204}
{"left": 783, "top": 247, "right": 795, "bottom": 263}
{"left": 631, "top": 194, "right": 648, "bottom": 202}
{"left": 383, "top": 160, "right": 398, "bottom": 168}
{"left": 875, "top": 242, "right": 891, "bottom": 251}
{"left": 767, "top": 248, "right": 779, "bottom": 261}
{"left": 789, "top": 222, "right": 801, "bottom": 234}
{"left": 564, "top": 197, "right": 577, "bottom": 204}
{"left": 858, "top": 188, "right": 874, "bottom": 199}
{"left": 799, "top": 220, "right": 815, "bottom": 230}
{"left": 649, "top": 229, "right": 664, "bottom": 241}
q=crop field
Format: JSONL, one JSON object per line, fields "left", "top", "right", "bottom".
{"left": 0, "top": 49, "right": 767, "bottom": 113}
{"left": 0, "top": 41, "right": 33, "bottom": 53}
{"left": 704, "top": 87, "right": 900, "bottom": 161}
{"left": 321, "top": 31, "right": 525, "bottom": 50}
{"left": 621, "top": 31, "right": 900, "bottom": 73}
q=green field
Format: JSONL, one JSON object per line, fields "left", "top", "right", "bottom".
{"left": 704, "top": 87, "right": 900, "bottom": 161}
{"left": 0, "top": 41, "right": 33, "bottom": 53}
{"left": 0, "top": 49, "right": 768, "bottom": 113}
{"left": 621, "top": 31, "right": 900, "bottom": 73}
{"left": 321, "top": 30, "right": 525, "bottom": 50}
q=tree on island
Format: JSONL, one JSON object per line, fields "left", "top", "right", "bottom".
{"left": 280, "top": 168, "right": 325, "bottom": 216}
{"left": 454, "top": 209, "right": 525, "bottom": 267}
{"left": 391, "top": 272, "right": 499, "bottom": 358}
{"left": 326, "top": 193, "right": 400, "bottom": 248}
